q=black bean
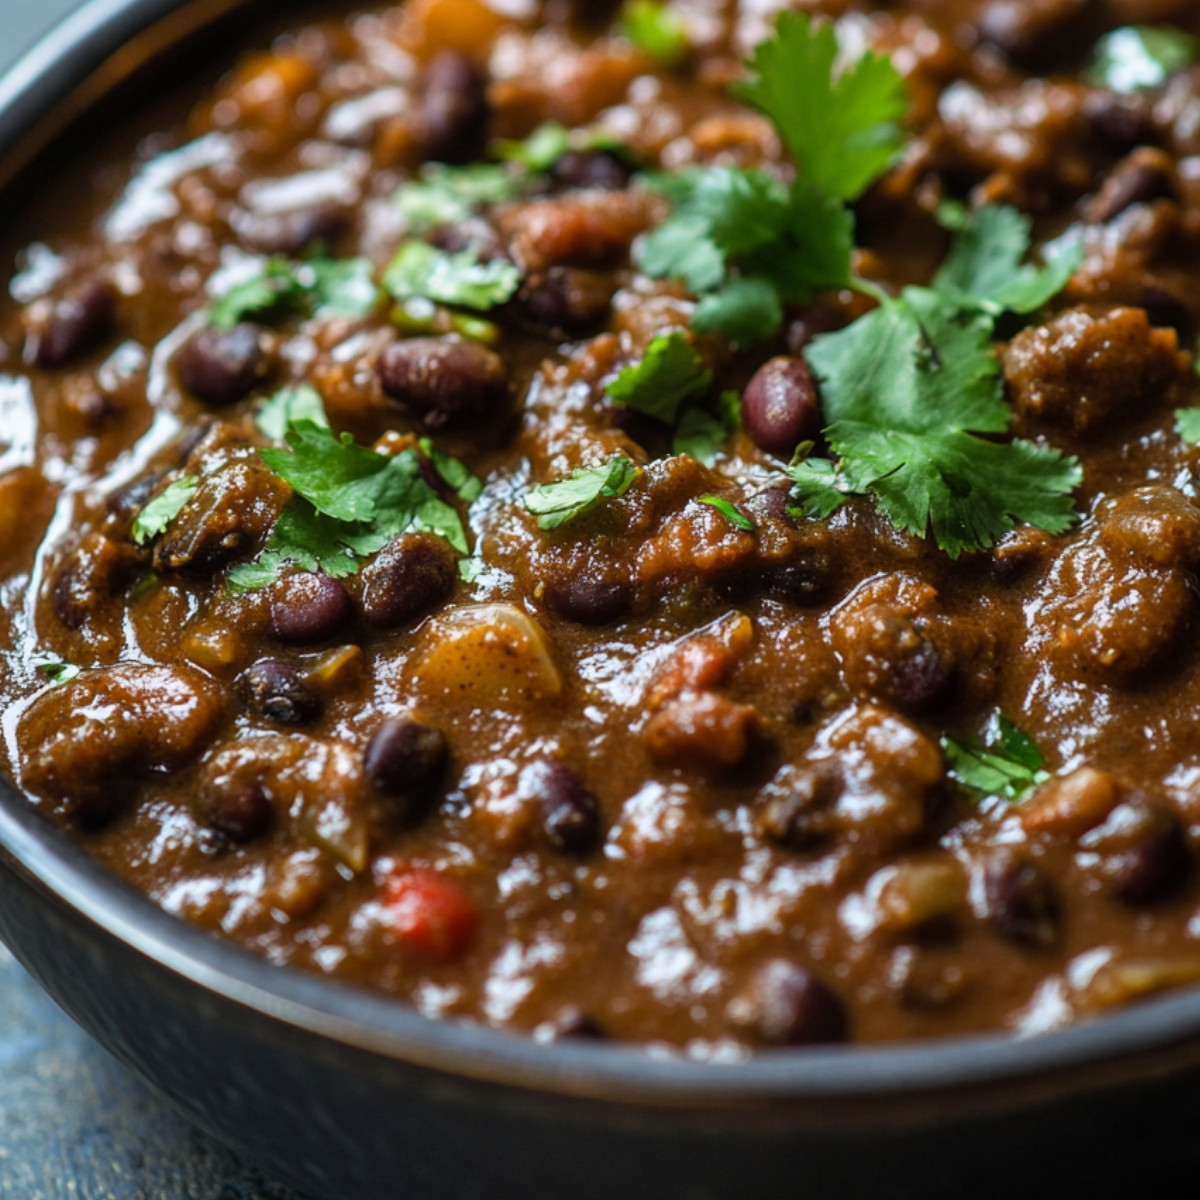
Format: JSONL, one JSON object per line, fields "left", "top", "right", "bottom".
{"left": 725, "top": 960, "right": 848, "bottom": 1046}
{"left": 542, "top": 1005, "right": 607, "bottom": 1040}
{"left": 543, "top": 573, "right": 632, "bottom": 625}
{"left": 107, "top": 474, "right": 164, "bottom": 523}
{"left": 378, "top": 337, "right": 509, "bottom": 430}
{"left": 31, "top": 278, "right": 116, "bottom": 368}
{"left": 197, "top": 781, "right": 273, "bottom": 843}
{"left": 515, "top": 267, "right": 612, "bottom": 336}
{"left": 52, "top": 535, "right": 139, "bottom": 631}
{"left": 237, "top": 203, "right": 348, "bottom": 256}
{"left": 1082, "top": 90, "right": 1150, "bottom": 150}
{"left": 883, "top": 637, "right": 953, "bottom": 713}
{"left": 239, "top": 659, "right": 322, "bottom": 726}
{"left": 982, "top": 852, "right": 1060, "bottom": 948}
{"left": 763, "top": 554, "right": 832, "bottom": 604}
{"left": 1085, "top": 153, "right": 1172, "bottom": 224}
{"left": 270, "top": 572, "right": 352, "bottom": 644}
{"left": 742, "top": 356, "right": 821, "bottom": 457}
{"left": 359, "top": 533, "right": 457, "bottom": 629}
{"left": 176, "top": 324, "right": 270, "bottom": 407}
{"left": 1140, "top": 284, "right": 1191, "bottom": 337}
{"left": 1085, "top": 798, "right": 1191, "bottom": 905}
{"left": 754, "top": 766, "right": 838, "bottom": 852}
{"left": 364, "top": 717, "right": 448, "bottom": 823}
{"left": 420, "top": 50, "right": 488, "bottom": 163}
{"left": 550, "top": 150, "right": 633, "bottom": 191}
{"left": 524, "top": 761, "right": 602, "bottom": 854}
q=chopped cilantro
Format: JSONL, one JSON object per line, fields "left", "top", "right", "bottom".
{"left": 493, "top": 123, "right": 572, "bottom": 172}
{"left": 419, "top": 437, "right": 484, "bottom": 503}
{"left": 395, "top": 163, "right": 519, "bottom": 234}
{"left": 605, "top": 332, "right": 712, "bottom": 424}
{"left": 1177, "top": 408, "right": 1200, "bottom": 443}
{"left": 35, "top": 660, "right": 81, "bottom": 687}
{"left": 698, "top": 495, "right": 755, "bottom": 531}
{"left": 942, "top": 713, "right": 1050, "bottom": 803}
{"left": 132, "top": 477, "right": 199, "bottom": 545}
{"left": 637, "top": 14, "right": 904, "bottom": 344}
{"left": 229, "top": 418, "right": 474, "bottom": 590}
{"left": 383, "top": 242, "right": 520, "bottom": 312}
{"left": 210, "top": 256, "right": 379, "bottom": 328}
{"left": 791, "top": 203, "right": 1084, "bottom": 558}
{"left": 672, "top": 390, "right": 742, "bottom": 465}
{"left": 621, "top": 0, "right": 689, "bottom": 67}
{"left": 256, "top": 385, "right": 329, "bottom": 440}
{"left": 732, "top": 12, "right": 907, "bottom": 202}
{"left": 524, "top": 455, "right": 640, "bottom": 530}
{"left": 1087, "top": 26, "right": 1198, "bottom": 93}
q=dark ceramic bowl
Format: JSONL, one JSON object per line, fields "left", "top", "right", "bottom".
{"left": 4, "top": 4, "right": 1200, "bottom": 1197}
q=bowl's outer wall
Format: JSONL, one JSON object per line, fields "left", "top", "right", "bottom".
{"left": 5, "top": 1, "right": 1200, "bottom": 1196}
{"left": 5, "top": 843, "right": 1200, "bottom": 1200}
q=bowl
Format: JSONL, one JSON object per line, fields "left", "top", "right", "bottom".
{"left": 4, "top": 3, "right": 1200, "bottom": 1196}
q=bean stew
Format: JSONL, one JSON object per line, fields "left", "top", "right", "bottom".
{"left": 5, "top": 0, "right": 1200, "bottom": 1056}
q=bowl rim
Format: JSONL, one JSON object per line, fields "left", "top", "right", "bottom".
{"left": 5, "top": 0, "right": 1200, "bottom": 1113}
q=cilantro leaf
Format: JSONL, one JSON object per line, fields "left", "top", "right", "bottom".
{"left": 672, "top": 391, "right": 742, "bottom": 465}
{"left": 231, "top": 416, "right": 473, "bottom": 590}
{"left": 261, "top": 422, "right": 391, "bottom": 523}
{"left": 256, "top": 385, "right": 329, "bottom": 440}
{"left": 383, "top": 242, "right": 520, "bottom": 312}
{"left": 395, "top": 163, "right": 519, "bottom": 234}
{"left": 419, "top": 437, "right": 484, "bottom": 503}
{"left": 605, "top": 332, "right": 712, "bottom": 424}
{"left": 132, "top": 477, "right": 199, "bottom": 545}
{"left": 1087, "top": 25, "right": 1198, "bottom": 93}
{"left": 524, "top": 455, "right": 639, "bottom": 530}
{"left": 732, "top": 11, "right": 907, "bottom": 202}
{"left": 698, "top": 495, "right": 755, "bottom": 531}
{"left": 621, "top": 0, "right": 689, "bottom": 67}
{"left": 942, "top": 713, "right": 1050, "bottom": 803}
{"left": 636, "top": 15, "right": 901, "bottom": 344}
{"left": 803, "top": 286, "right": 1082, "bottom": 557}
{"left": 492, "top": 123, "right": 572, "bottom": 172}
{"left": 787, "top": 454, "right": 850, "bottom": 520}
{"left": 1176, "top": 408, "right": 1200, "bottom": 443}
{"left": 692, "top": 274, "right": 783, "bottom": 346}
{"left": 35, "top": 660, "right": 82, "bottom": 686}
{"left": 210, "top": 256, "right": 379, "bottom": 328}
{"left": 934, "top": 203, "right": 1083, "bottom": 316}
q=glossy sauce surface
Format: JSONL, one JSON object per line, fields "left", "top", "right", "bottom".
{"left": 5, "top": 0, "right": 1200, "bottom": 1055}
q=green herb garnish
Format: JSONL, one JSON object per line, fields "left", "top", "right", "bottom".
{"left": 395, "top": 163, "right": 520, "bottom": 234}
{"left": 1087, "top": 25, "right": 1198, "bottom": 93}
{"left": 637, "top": 13, "right": 906, "bottom": 346}
{"left": 672, "top": 390, "right": 742, "bottom": 466}
{"left": 229, "top": 418, "right": 473, "bottom": 591}
{"left": 382, "top": 242, "right": 520, "bottom": 312}
{"left": 698, "top": 495, "right": 755, "bottom": 531}
{"left": 942, "top": 713, "right": 1051, "bottom": 803}
{"left": 605, "top": 332, "right": 712, "bottom": 425}
{"left": 1176, "top": 408, "right": 1200, "bottom": 443}
{"left": 132, "top": 477, "right": 199, "bottom": 546}
{"left": 256, "top": 385, "right": 329, "bottom": 440}
{"left": 210, "top": 256, "right": 379, "bottom": 328}
{"left": 35, "top": 661, "right": 81, "bottom": 687}
{"left": 621, "top": 0, "right": 689, "bottom": 67}
{"left": 788, "top": 203, "right": 1083, "bottom": 558}
{"left": 524, "top": 454, "right": 640, "bottom": 530}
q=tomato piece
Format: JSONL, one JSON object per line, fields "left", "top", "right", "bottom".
{"left": 384, "top": 867, "right": 478, "bottom": 961}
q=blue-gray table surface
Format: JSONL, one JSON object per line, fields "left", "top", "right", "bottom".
{"left": 1, "top": 3, "right": 303, "bottom": 1196}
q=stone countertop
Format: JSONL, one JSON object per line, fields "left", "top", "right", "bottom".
{"left": 1, "top": 4, "right": 303, "bottom": 1197}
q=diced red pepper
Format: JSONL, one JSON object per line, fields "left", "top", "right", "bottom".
{"left": 384, "top": 867, "right": 478, "bottom": 962}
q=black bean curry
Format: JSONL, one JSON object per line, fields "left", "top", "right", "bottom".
{"left": 4, "top": 0, "right": 1200, "bottom": 1054}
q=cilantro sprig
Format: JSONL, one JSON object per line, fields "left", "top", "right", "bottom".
{"left": 942, "top": 713, "right": 1050, "bottom": 803}
{"left": 383, "top": 242, "right": 520, "bottom": 312}
{"left": 1087, "top": 25, "right": 1198, "bottom": 93}
{"left": 637, "top": 13, "right": 906, "bottom": 345}
{"left": 524, "top": 455, "right": 639, "bottom": 530}
{"left": 789, "top": 204, "right": 1083, "bottom": 558}
{"left": 132, "top": 477, "right": 199, "bottom": 546}
{"left": 604, "top": 332, "right": 712, "bottom": 424}
{"left": 211, "top": 257, "right": 380, "bottom": 329}
{"left": 621, "top": 1, "right": 689, "bottom": 68}
{"left": 228, "top": 418, "right": 474, "bottom": 591}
